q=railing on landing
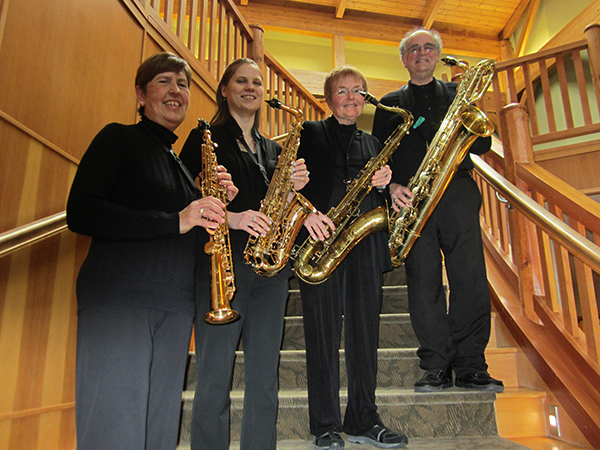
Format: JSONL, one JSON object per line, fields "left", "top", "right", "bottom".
{"left": 142, "top": 0, "right": 326, "bottom": 133}
{"left": 491, "top": 23, "right": 600, "bottom": 146}
{"left": 0, "top": 0, "right": 327, "bottom": 259}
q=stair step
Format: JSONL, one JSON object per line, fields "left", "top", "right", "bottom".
{"left": 184, "top": 346, "right": 515, "bottom": 392}
{"left": 281, "top": 312, "right": 418, "bottom": 350}
{"left": 180, "top": 388, "right": 502, "bottom": 444}
{"left": 508, "top": 436, "right": 588, "bottom": 449}
{"left": 496, "top": 388, "right": 547, "bottom": 438}
{"left": 178, "top": 435, "right": 529, "bottom": 449}
{"left": 286, "top": 285, "right": 410, "bottom": 316}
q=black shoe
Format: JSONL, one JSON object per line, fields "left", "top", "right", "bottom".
{"left": 455, "top": 371, "right": 504, "bottom": 392}
{"left": 414, "top": 367, "right": 453, "bottom": 392}
{"left": 348, "top": 424, "right": 408, "bottom": 448}
{"left": 314, "top": 430, "right": 345, "bottom": 449}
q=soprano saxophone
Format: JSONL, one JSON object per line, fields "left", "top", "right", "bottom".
{"left": 244, "top": 99, "right": 315, "bottom": 276}
{"left": 199, "top": 120, "right": 239, "bottom": 324}
{"left": 388, "top": 57, "right": 495, "bottom": 267}
{"left": 293, "top": 93, "right": 413, "bottom": 284}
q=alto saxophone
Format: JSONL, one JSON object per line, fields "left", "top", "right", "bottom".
{"left": 198, "top": 120, "right": 239, "bottom": 324}
{"left": 293, "top": 93, "right": 413, "bottom": 284}
{"left": 388, "top": 57, "right": 495, "bottom": 267}
{"left": 244, "top": 99, "right": 315, "bottom": 276}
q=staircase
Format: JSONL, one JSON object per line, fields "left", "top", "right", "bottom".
{"left": 177, "top": 266, "right": 585, "bottom": 449}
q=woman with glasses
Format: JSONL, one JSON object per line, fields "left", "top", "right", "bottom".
{"left": 296, "top": 65, "right": 408, "bottom": 449}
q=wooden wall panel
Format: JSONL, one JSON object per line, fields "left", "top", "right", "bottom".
{"left": 537, "top": 150, "right": 600, "bottom": 192}
{"left": 0, "top": 0, "right": 144, "bottom": 161}
{"left": 0, "top": 0, "right": 219, "bottom": 449}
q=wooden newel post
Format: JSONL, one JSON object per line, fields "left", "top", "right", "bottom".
{"left": 248, "top": 24, "right": 267, "bottom": 133}
{"left": 584, "top": 23, "right": 600, "bottom": 115}
{"left": 501, "top": 103, "right": 543, "bottom": 322}
{"left": 248, "top": 24, "right": 265, "bottom": 73}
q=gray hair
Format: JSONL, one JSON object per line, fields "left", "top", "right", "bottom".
{"left": 399, "top": 27, "right": 443, "bottom": 56}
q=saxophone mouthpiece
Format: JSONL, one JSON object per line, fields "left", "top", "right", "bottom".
{"left": 441, "top": 56, "right": 459, "bottom": 66}
{"left": 441, "top": 56, "right": 468, "bottom": 71}
{"left": 198, "top": 118, "right": 210, "bottom": 131}
{"left": 265, "top": 98, "right": 282, "bottom": 109}
{"left": 358, "top": 91, "right": 379, "bottom": 107}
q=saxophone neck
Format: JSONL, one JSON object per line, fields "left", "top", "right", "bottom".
{"left": 266, "top": 98, "right": 304, "bottom": 122}
{"left": 359, "top": 91, "right": 414, "bottom": 125}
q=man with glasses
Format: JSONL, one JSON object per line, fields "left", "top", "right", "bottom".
{"left": 371, "top": 28, "right": 504, "bottom": 394}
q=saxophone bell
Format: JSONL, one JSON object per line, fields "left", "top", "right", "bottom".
{"left": 293, "top": 94, "right": 413, "bottom": 284}
{"left": 243, "top": 99, "right": 315, "bottom": 276}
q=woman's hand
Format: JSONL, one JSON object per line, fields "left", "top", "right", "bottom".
{"left": 371, "top": 165, "right": 392, "bottom": 190}
{"left": 216, "top": 165, "right": 238, "bottom": 201}
{"left": 292, "top": 158, "right": 310, "bottom": 191}
{"left": 228, "top": 210, "right": 271, "bottom": 237}
{"left": 179, "top": 197, "right": 226, "bottom": 234}
{"left": 303, "top": 211, "right": 335, "bottom": 241}
{"left": 389, "top": 183, "right": 414, "bottom": 213}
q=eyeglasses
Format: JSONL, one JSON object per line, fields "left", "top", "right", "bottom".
{"left": 406, "top": 43, "right": 438, "bottom": 55}
{"left": 335, "top": 87, "right": 362, "bottom": 97}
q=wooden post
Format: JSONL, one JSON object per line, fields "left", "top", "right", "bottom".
{"left": 333, "top": 33, "right": 346, "bottom": 68}
{"left": 248, "top": 24, "right": 265, "bottom": 72}
{"left": 498, "top": 39, "right": 514, "bottom": 93}
{"left": 584, "top": 23, "right": 600, "bottom": 116}
{"left": 501, "top": 103, "right": 543, "bottom": 322}
{"left": 247, "top": 24, "right": 266, "bottom": 133}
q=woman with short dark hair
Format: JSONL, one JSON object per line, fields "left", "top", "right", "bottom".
{"left": 67, "top": 52, "right": 236, "bottom": 450}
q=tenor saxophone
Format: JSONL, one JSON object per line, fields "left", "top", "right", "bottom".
{"left": 198, "top": 120, "right": 239, "bottom": 324}
{"left": 293, "top": 94, "right": 413, "bottom": 284}
{"left": 244, "top": 99, "right": 315, "bottom": 276}
{"left": 388, "top": 57, "right": 495, "bottom": 267}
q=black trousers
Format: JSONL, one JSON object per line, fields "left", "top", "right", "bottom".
{"left": 76, "top": 305, "right": 193, "bottom": 450}
{"left": 299, "top": 236, "right": 384, "bottom": 437}
{"left": 191, "top": 258, "right": 289, "bottom": 450}
{"left": 405, "top": 175, "right": 491, "bottom": 377}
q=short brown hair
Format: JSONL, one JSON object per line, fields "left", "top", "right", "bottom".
{"left": 135, "top": 52, "right": 191, "bottom": 115}
{"left": 323, "top": 66, "right": 368, "bottom": 103}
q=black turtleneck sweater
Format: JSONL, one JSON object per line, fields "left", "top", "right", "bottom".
{"left": 67, "top": 116, "right": 203, "bottom": 316}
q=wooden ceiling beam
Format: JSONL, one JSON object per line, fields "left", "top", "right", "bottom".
{"left": 239, "top": 3, "right": 501, "bottom": 59}
{"left": 335, "top": 0, "right": 347, "bottom": 19}
{"left": 516, "top": 0, "right": 541, "bottom": 56}
{"left": 423, "top": 0, "right": 444, "bottom": 29}
{"left": 501, "top": 0, "right": 530, "bottom": 40}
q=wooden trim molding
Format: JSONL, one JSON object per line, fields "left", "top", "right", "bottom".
{"left": 0, "top": 108, "right": 79, "bottom": 165}
{"left": 0, "top": 402, "right": 75, "bottom": 422}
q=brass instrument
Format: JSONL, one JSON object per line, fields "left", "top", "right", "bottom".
{"left": 199, "top": 120, "right": 239, "bottom": 324}
{"left": 244, "top": 99, "right": 315, "bottom": 276}
{"left": 388, "top": 57, "right": 495, "bottom": 267}
{"left": 293, "top": 93, "right": 413, "bottom": 284}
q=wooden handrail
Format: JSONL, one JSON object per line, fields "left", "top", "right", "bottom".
{"left": 0, "top": 212, "right": 68, "bottom": 259}
{"left": 473, "top": 155, "right": 600, "bottom": 273}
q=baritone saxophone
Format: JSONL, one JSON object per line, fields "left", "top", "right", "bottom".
{"left": 388, "top": 57, "right": 495, "bottom": 267}
{"left": 244, "top": 99, "right": 315, "bottom": 276}
{"left": 293, "top": 93, "right": 413, "bottom": 284}
{"left": 198, "top": 120, "right": 239, "bottom": 324}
